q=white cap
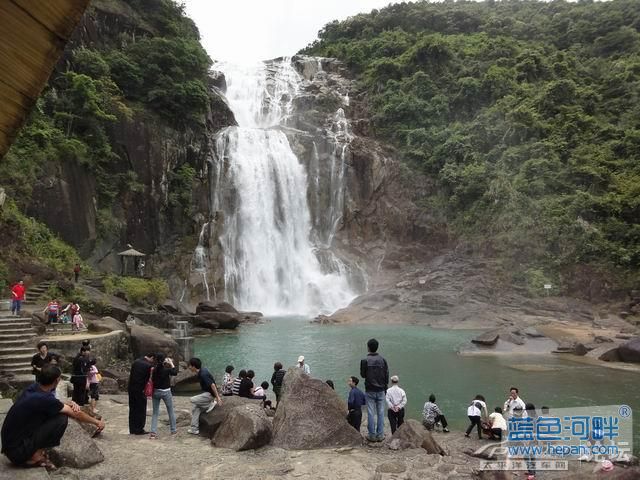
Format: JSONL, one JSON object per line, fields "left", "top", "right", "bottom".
{"left": 297, "top": 355, "right": 304, "bottom": 363}
{"left": 390, "top": 375, "right": 399, "bottom": 383}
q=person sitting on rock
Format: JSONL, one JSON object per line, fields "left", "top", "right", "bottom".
{"left": 239, "top": 369, "right": 256, "bottom": 398}
{"left": 271, "top": 362, "right": 285, "bottom": 405}
{"left": 221, "top": 365, "right": 234, "bottom": 396}
{"left": 347, "top": 376, "right": 366, "bottom": 431}
{"left": 252, "top": 381, "right": 269, "bottom": 402}
{"left": 0, "top": 365, "right": 105, "bottom": 470}
{"left": 232, "top": 369, "right": 246, "bottom": 396}
{"left": 187, "top": 357, "right": 223, "bottom": 435}
{"left": 422, "top": 394, "right": 450, "bottom": 432}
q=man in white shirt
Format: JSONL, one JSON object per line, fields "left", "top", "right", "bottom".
{"left": 503, "top": 386, "right": 527, "bottom": 418}
{"left": 385, "top": 375, "right": 407, "bottom": 434}
{"left": 297, "top": 356, "right": 311, "bottom": 375}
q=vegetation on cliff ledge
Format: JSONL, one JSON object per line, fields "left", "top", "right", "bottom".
{"left": 303, "top": 0, "right": 640, "bottom": 293}
{"left": 0, "top": 0, "right": 212, "bottom": 281}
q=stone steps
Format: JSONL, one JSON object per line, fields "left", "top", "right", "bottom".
{"left": 0, "top": 338, "right": 35, "bottom": 347}
{"left": 0, "top": 352, "right": 34, "bottom": 364}
{"left": 0, "top": 332, "right": 36, "bottom": 339}
{"left": 0, "top": 364, "right": 32, "bottom": 375}
{"left": 0, "top": 327, "right": 33, "bottom": 335}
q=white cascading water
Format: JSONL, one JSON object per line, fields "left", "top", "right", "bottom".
{"left": 211, "top": 59, "right": 356, "bottom": 316}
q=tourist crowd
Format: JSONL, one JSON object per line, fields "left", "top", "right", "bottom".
{"left": 2, "top": 336, "right": 539, "bottom": 479}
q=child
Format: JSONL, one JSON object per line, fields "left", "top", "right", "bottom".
{"left": 221, "top": 365, "right": 234, "bottom": 396}
{"left": 253, "top": 381, "right": 268, "bottom": 399}
{"left": 72, "top": 311, "right": 85, "bottom": 331}
{"left": 87, "top": 359, "right": 100, "bottom": 414}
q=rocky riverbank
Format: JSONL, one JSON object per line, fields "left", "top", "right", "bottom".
{"left": 321, "top": 250, "right": 640, "bottom": 372}
{"left": 1, "top": 392, "right": 637, "bottom": 480}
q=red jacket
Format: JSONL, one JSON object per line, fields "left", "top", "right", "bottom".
{"left": 11, "top": 284, "right": 25, "bottom": 301}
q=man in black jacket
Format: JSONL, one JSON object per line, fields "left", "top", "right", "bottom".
{"left": 128, "top": 353, "right": 155, "bottom": 435}
{"left": 360, "top": 338, "right": 389, "bottom": 442}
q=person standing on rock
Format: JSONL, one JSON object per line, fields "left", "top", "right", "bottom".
{"left": 149, "top": 354, "right": 178, "bottom": 439}
{"left": 187, "top": 357, "right": 223, "bottom": 435}
{"left": 503, "top": 387, "right": 527, "bottom": 418}
{"left": 30, "top": 342, "right": 53, "bottom": 382}
{"left": 10, "top": 280, "right": 26, "bottom": 316}
{"left": 347, "top": 376, "right": 366, "bottom": 431}
{"left": 271, "top": 362, "right": 286, "bottom": 405}
{"left": 296, "top": 355, "right": 311, "bottom": 375}
{"left": 128, "top": 353, "right": 156, "bottom": 435}
{"left": 360, "top": 338, "right": 389, "bottom": 442}
{"left": 0, "top": 365, "right": 105, "bottom": 469}
{"left": 70, "top": 347, "right": 91, "bottom": 406}
{"left": 385, "top": 375, "right": 407, "bottom": 434}
{"left": 73, "top": 263, "right": 81, "bottom": 283}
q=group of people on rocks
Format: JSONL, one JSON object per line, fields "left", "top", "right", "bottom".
{"left": 4, "top": 334, "right": 540, "bottom": 478}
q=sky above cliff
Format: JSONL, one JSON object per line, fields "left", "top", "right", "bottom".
{"left": 182, "top": 0, "right": 404, "bottom": 63}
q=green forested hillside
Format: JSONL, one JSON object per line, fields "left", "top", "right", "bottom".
{"left": 0, "top": 0, "right": 212, "bottom": 284}
{"left": 303, "top": 0, "right": 640, "bottom": 294}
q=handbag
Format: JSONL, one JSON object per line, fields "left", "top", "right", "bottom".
{"left": 143, "top": 367, "right": 154, "bottom": 397}
{"left": 96, "top": 373, "right": 103, "bottom": 382}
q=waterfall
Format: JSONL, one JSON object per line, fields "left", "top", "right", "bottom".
{"left": 210, "top": 59, "right": 356, "bottom": 316}
{"left": 192, "top": 223, "right": 211, "bottom": 301}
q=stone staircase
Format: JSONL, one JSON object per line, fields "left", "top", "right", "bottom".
{"left": 0, "top": 312, "right": 37, "bottom": 384}
{"left": 24, "top": 280, "right": 54, "bottom": 308}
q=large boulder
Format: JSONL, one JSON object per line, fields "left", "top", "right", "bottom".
{"left": 49, "top": 419, "right": 104, "bottom": 468}
{"left": 99, "top": 376, "right": 120, "bottom": 394}
{"left": 618, "top": 337, "right": 640, "bottom": 363}
{"left": 211, "top": 404, "right": 272, "bottom": 451}
{"left": 386, "top": 419, "right": 445, "bottom": 455}
{"left": 88, "top": 316, "right": 126, "bottom": 334}
{"left": 198, "top": 396, "right": 263, "bottom": 438}
{"left": 197, "top": 311, "right": 240, "bottom": 329}
{"left": 130, "top": 324, "right": 179, "bottom": 358}
{"left": 196, "top": 301, "right": 239, "bottom": 315}
{"left": 272, "top": 368, "right": 362, "bottom": 449}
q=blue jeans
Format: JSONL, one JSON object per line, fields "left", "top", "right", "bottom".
{"left": 151, "top": 389, "right": 176, "bottom": 434}
{"left": 11, "top": 299, "right": 21, "bottom": 315}
{"left": 366, "top": 391, "right": 385, "bottom": 438}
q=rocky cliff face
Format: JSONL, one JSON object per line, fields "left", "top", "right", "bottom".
{"left": 287, "top": 56, "right": 443, "bottom": 272}
{"left": 25, "top": 1, "right": 236, "bottom": 271}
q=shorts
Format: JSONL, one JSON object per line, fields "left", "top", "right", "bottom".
{"left": 89, "top": 382, "right": 100, "bottom": 400}
{"left": 47, "top": 313, "right": 58, "bottom": 324}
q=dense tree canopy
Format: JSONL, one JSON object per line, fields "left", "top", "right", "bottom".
{"left": 303, "top": 0, "right": 640, "bottom": 293}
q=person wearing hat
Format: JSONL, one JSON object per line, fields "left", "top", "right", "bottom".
{"left": 385, "top": 375, "right": 407, "bottom": 434}
{"left": 296, "top": 356, "right": 311, "bottom": 375}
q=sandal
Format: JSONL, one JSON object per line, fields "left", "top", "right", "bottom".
{"left": 149, "top": 432, "right": 157, "bottom": 439}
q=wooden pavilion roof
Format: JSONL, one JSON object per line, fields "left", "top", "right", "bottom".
{"left": 0, "top": 0, "right": 90, "bottom": 158}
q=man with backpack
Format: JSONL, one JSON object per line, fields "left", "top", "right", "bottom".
{"left": 360, "top": 338, "right": 389, "bottom": 442}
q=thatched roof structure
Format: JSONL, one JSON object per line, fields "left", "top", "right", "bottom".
{"left": 0, "top": 0, "right": 90, "bottom": 158}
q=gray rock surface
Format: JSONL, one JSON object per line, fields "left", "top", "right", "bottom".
{"left": 211, "top": 404, "right": 272, "bottom": 451}
{"left": 49, "top": 419, "right": 104, "bottom": 469}
{"left": 386, "top": 419, "right": 445, "bottom": 455}
{"left": 471, "top": 331, "right": 499, "bottom": 346}
{"left": 272, "top": 368, "right": 362, "bottom": 449}
{"left": 618, "top": 337, "right": 640, "bottom": 363}
{"left": 129, "top": 324, "right": 179, "bottom": 358}
{"left": 88, "top": 316, "right": 126, "bottom": 334}
{"left": 198, "top": 396, "right": 263, "bottom": 438}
